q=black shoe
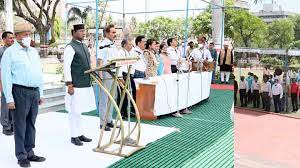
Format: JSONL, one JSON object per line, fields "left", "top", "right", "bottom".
{"left": 100, "top": 125, "right": 111, "bottom": 131}
{"left": 71, "top": 137, "right": 83, "bottom": 146}
{"left": 226, "top": 82, "right": 229, "bottom": 84}
{"left": 107, "top": 122, "right": 120, "bottom": 128}
{"left": 2, "top": 130, "right": 13, "bottom": 136}
{"left": 18, "top": 159, "right": 31, "bottom": 167}
{"left": 28, "top": 155, "right": 46, "bottom": 162}
{"left": 78, "top": 135, "right": 92, "bottom": 142}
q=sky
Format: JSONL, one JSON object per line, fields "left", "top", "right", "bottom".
{"left": 66, "top": 0, "right": 300, "bottom": 22}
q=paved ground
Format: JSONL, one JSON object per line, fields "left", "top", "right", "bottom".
{"left": 235, "top": 108, "right": 300, "bottom": 168}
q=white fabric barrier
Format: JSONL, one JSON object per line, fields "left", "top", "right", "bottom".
{"left": 135, "top": 72, "right": 212, "bottom": 116}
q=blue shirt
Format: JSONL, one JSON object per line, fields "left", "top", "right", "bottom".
{"left": 156, "top": 54, "right": 164, "bottom": 76}
{"left": 246, "top": 76, "right": 253, "bottom": 89}
{"left": 1, "top": 42, "right": 43, "bottom": 103}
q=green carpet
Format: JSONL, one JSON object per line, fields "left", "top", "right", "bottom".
{"left": 110, "top": 89, "right": 234, "bottom": 168}
{"left": 58, "top": 89, "right": 233, "bottom": 168}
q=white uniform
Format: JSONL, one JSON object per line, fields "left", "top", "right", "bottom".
{"left": 118, "top": 48, "right": 136, "bottom": 76}
{"left": 190, "top": 48, "right": 213, "bottom": 62}
{"left": 98, "top": 38, "right": 120, "bottom": 126}
{"left": 133, "top": 46, "right": 146, "bottom": 72}
{"left": 63, "top": 41, "right": 96, "bottom": 138}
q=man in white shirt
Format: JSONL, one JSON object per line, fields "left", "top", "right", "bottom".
{"left": 272, "top": 79, "right": 283, "bottom": 113}
{"left": 190, "top": 43, "right": 213, "bottom": 62}
{"left": 98, "top": 24, "right": 119, "bottom": 131}
{"left": 262, "top": 76, "right": 272, "bottom": 111}
{"left": 118, "top": 39, "right": 137, "bottom": 118}
{"left": 251, "top": 76, "right": 261, "bottom": 108}
{"left": 64, "top": 24, "right": 96, "bottom": 146}
{"left": 133, "top": 35, "right": 147, "bottom": 78}
{"left": 239, "top": 76, "right": 248, "bottom": 107}
{"left": 167, "top": 38, "right": 182, "bottom": 73}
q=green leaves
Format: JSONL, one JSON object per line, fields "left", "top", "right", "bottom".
{"left": 137, "top": 16, "right": 187, "bottom": 40}
{"left": 267, "top": 19, "right": 295, "bottom": 49}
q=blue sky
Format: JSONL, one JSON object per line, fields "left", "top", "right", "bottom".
{"left": 66, "top": 0, "right": 300, "bottom": 21}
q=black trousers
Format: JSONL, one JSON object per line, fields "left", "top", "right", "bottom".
{"left": 119, "top": 72, "right": 136, "bottom": 117}
{"left": 0, "top": 92, "right": 13, "bottom": 131}
{"left": 171, "top": 65, "right": 178, "bottom": 73}
{"left": 262, "top": 92, "right": 270, "bottom": 111}
{"left": 247, "top": 90, "right": 252, "bottom": 103}
{"left": 234, "top": 91, "right": 237, "bottom": 106}
{"left": 252, "top": 90, "right": 260, "bottom": 108}
{"left": 291, "top": 93, "right": 298, "bottom": 111}
{"left": 239, "top": 89, "right": 247, "bottom": 107}
{"left": 273, "top": 94, "right": 281, "bottom": 113}
{"left": 11, "top": 84, "right": 40, "bottom": 160}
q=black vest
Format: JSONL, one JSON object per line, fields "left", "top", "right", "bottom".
{"left": 69, "top": 40, "right": 91, "bottom": 88}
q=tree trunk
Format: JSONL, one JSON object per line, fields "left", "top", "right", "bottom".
{"left": 36, "top": 28, "right": 48, "bottom": 57}
{"left": 49, "top": 27, "right": 56, "bottom": 45}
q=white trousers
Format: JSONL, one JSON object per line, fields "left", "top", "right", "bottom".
{"left": 69, "top": 110, "right": 82, "bottom": 138}
{"left": 221, "top": 71, "right": 230, "bottom": 82}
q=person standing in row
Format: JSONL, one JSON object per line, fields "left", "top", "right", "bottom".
{"left": 0, "top": 31, "right": 14, "bottom": 136}
{"left": 239, "top": 76, "right": 248, "bottom": 107}
{"left": 272, "top": 79, "right": 283, "bottom": 113}
{"left": 133, "top": 36, "right": 147, "bottom": 78}
{"left": 251, "top": 76, "right": 261, "bottom": 108}
{"left": 1, "top": 23, "right": 45, "bottom": 167}
{"left": 98, "top": 24, "right": 119, "bottom": 131}
{"left": 167, "top": 38, "right": 181, "bottom": 73}
{"left": 209, "top": 42, "right": 218, "bottom": 84}
{"left": 261, "top": 76, "right": 272, "bottom": 111}
{"left": 144, "top": 39, "right": 158, "bottom": 78}
{"left": 234, "top": 76, "right": 238, "bottom": 106}
{"left": 64, "top": 24, "right": 96, "bottom": 145}
{"left": 159, "top": 43, "right": 171, "bottom": 74}
{"left": 290, "top": 78, "right": 299, "bottom": 112}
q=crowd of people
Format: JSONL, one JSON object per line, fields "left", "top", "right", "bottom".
{"left": 234, "top": 67, "right": 300, "bottom": 113}
{"left": 0, "top": 22, "right": 235, "bottom": 167}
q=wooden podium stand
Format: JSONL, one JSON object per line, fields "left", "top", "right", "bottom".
{"left": 85, "top": 57, "right": 144, "bottom": 157}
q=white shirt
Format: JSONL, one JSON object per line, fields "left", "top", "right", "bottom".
{"left": 167, "top": 46, "right": 181, "bottom": 65}
{"left": 239, "top": 80, "right": 248, "bottom": 92}
{"left": 133, "top": 46, "right": 146, "bottom": 72}
{"left": 98, "top": 38, "right": 119, "bottom": 65}
{"left": 272, "top": 83, "right": 283, "bottom": 98}
{"left": 251, "top": 81, "right": 260, "bottom": 92}
{"left": 63, "top": 43, "right": 77, "bottom": 82}
{"left": 262, "top": 82, "right": 272, "bottom": 97}
{"left": 118, "top": 48, "right": 136, "bottom": 75}
{"left": 190, "top": 48, "right": 213, "bottom": 62}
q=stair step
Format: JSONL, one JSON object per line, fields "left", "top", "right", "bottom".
{"left": 39, "top": 100, "right": 65, "bottom": 110}
{"left": 44, "top": 85, "right": 65, "bottom": 95}
{"left": 43, "top": 92, "right": 65, "bottom": 103}
{"left": 39, "top": 104, "right": 65, "bottom": 113}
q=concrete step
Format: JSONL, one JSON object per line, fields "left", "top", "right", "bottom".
{"left": 39, "top": 100, "right": 65, "bottom": 113}
{"left": 44, "top": 85, "right": 65, "bottom": 95}
{"left": 43, "top": 92, "right": 65, "bottom": 103}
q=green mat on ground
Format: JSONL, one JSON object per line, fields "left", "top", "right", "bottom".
{"left": 58, "top": 89, "right": 233, "bottom": 168}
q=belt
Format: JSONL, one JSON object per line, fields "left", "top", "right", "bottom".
{"left": 13, "top": 84, "right": 39, "bottom": 91}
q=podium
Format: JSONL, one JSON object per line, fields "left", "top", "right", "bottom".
{"left": 191, "top": 61, "right": 215, "bottom": 72}
{"left": 85, "top": 57, "right": 144, "bottom": 157}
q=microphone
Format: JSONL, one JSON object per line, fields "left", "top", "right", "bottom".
{"left": 99, "top": 43, "right": 113, "bottom": 49}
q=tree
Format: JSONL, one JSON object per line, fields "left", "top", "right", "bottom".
{"left": 13, "top": 0, "right": 61, "bottom": 45}
{"left": 137, "top": 17, "right": 186, "bottom": 40}
{"left": 267, "top": 19, "right": 294, "bottom": 48}
{"left": 0, "top": 0, "right": 4, "bottom": 11}
{"left": 291, "top": 15, "right": 300, "bottom": 41}
{"left": 67, "top": 6, "right": 92, "bottom": 25}
{"left": 50, "top": 17, "right": 62, "bottom": 44}
{"left": 192, "top": 11, "right": 212, "bottom": 38}
{"left": 229, "top": 10, "right": 267, "bottom": 47}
